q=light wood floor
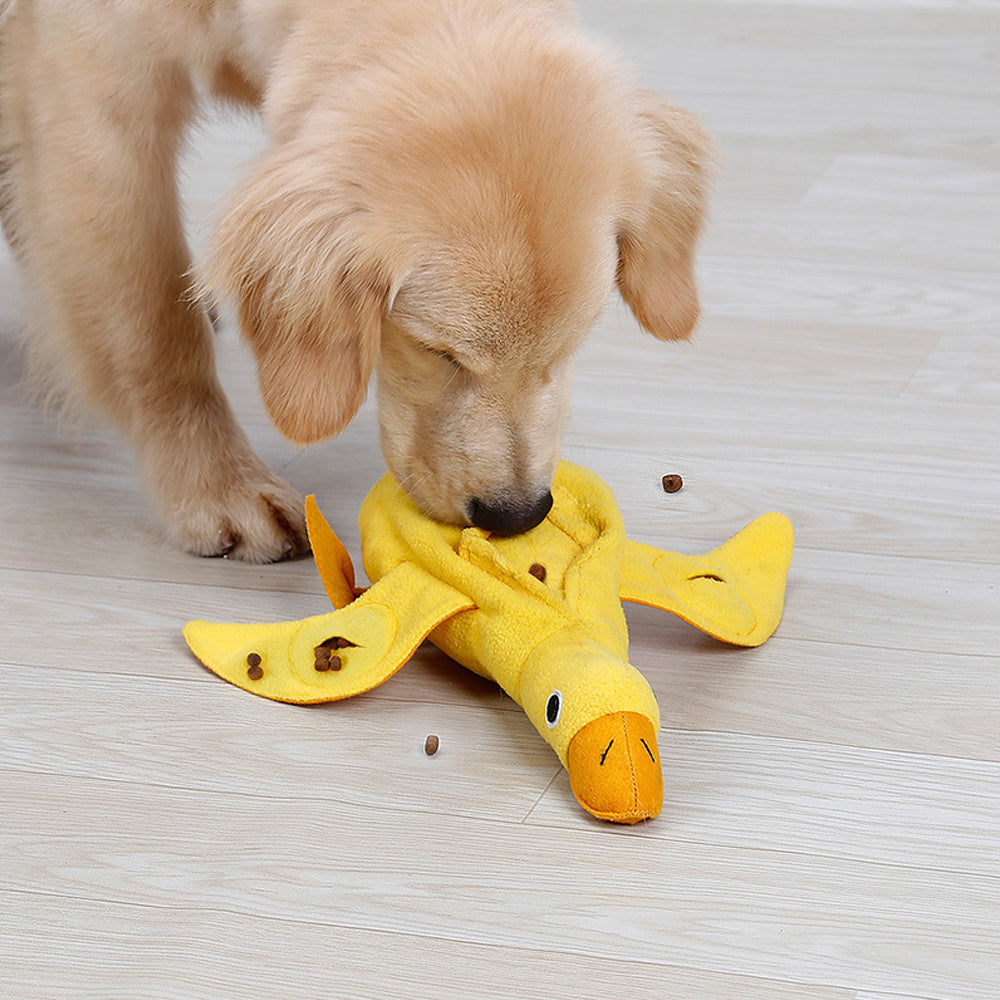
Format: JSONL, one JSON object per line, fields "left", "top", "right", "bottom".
{"left": 2, "top": 2, "right": 998, "bottom": 998}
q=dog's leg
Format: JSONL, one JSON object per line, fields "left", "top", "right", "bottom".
{"left": 0, "top": 20, "right": 307, "bottom": 562}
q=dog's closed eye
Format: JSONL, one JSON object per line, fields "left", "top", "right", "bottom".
{"left": 430, "top": 348, "right": 462, "bottom": 369}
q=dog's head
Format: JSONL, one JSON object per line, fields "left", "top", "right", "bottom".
{"left": 205, "top": 27, "right": 711, "bottom": 533}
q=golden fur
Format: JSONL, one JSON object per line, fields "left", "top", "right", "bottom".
{"left": 0, "top": 0, "right": 711, "bottom": 560}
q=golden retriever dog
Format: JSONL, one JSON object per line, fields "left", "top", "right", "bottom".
{"left": 0, "top": 0, "right": 710, "bottom": 561}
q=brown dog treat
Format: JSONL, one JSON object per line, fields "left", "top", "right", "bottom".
{"left": 661, "top": 474, "right": 684, "bottom": 494}
{"left": 328, "top": 655, "right": 343, "bottom": 671}
{"left": 247, "top": 664, "right": 264, "bottom": 681}
{"left": 317, "top": 636, "right": 356, "bottom": 652}
{"left": 528, "top": 563, "right": 547, "bottom": 583}
{"left": 314, "top": 657, "right": 331, "bottom": 672}
{"left": 424, "top": 734, "right": 440, "bottom": 756}
{"left": 246, "top": 652, "right": 262, "bottom": 668}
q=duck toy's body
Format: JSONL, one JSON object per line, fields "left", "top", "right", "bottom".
{"left": 185, "top": 462, "right": 793, "bottom": 824}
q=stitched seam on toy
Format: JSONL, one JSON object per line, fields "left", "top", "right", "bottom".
{"left": 641, "top": 555, "right": 761, "bottom": 639}
{"left": 512, "top": 621, "right": 580, "bottom": 704}
{"left": 460, "top": 533, "right": 575, "bottom": 618}
{"left": 545, "top": 485, "right": 596, "bottom": 548}
{"left": 371, "top": 598, "right": 473, "bottom": 688}
{"left": 622, "top": 712, "right": 640, "bottom": 811}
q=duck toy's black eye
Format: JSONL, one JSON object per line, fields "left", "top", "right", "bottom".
{"left": 545, "top": 691, "right": 563, "bottom": 729}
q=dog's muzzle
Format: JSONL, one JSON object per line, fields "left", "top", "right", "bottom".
{"left": 467, "top": 491, "right": 553, "bottom": 536}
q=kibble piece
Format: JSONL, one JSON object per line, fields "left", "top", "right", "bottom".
{"left": 528, "top": 563, "right": 547, "bottom": 583}
{"left": 247, "top": 664, "right": 264, "bottom": 681}
{"left": 661, "top": 474, "right": 684, "bottom": 494}
{"left": 246, "top": 653, "right": 262, "bottom": 668}
{"left": 424, "top": 734, "right": 440, "bottom": 756}
{"left": 317, "top": 636, "right": 356, "bottom": 653}
{"left": 328, "top": 655, "right": 343, "bottom": 671}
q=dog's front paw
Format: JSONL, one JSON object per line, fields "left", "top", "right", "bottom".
{"left": 166, "top": 474, "right": 310, "bottom": 564}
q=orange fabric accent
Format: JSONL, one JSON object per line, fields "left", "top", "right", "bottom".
{"left": 305, "top": 495, "right": 357, "bottom": 609}
{"left": 566, "top": 711, "right": 663, "bottom": 824}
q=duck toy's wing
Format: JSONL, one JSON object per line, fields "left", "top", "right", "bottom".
{"left": 619, "top": 512, "right": 794, "bottom": 647}
{"left": 183, "top": 499, "right": 474, "bottom": 705}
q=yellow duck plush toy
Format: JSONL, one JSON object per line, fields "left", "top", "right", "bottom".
{"left": 185, "top": 462, "right": 793, "bottom": 824}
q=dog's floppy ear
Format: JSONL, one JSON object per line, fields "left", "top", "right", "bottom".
{"left": 617, "top": 92, "right": 713, "bottom": 342}
{"left": 203, "top": 145, "right": 399, "bottom": 445}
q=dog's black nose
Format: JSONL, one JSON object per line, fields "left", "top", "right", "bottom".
{"left": 467, "top": 491, "right": 553, "bottom": 536}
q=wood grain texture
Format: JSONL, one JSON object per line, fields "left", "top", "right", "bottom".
{"left": 2, "top": 1, "right": 998, "bottom": 998}
{"left": 4, "top": 772, "right": 999, "bottom": 1000}
{"left": 0, "top": 893, "right": 856, "bottom": 1000}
